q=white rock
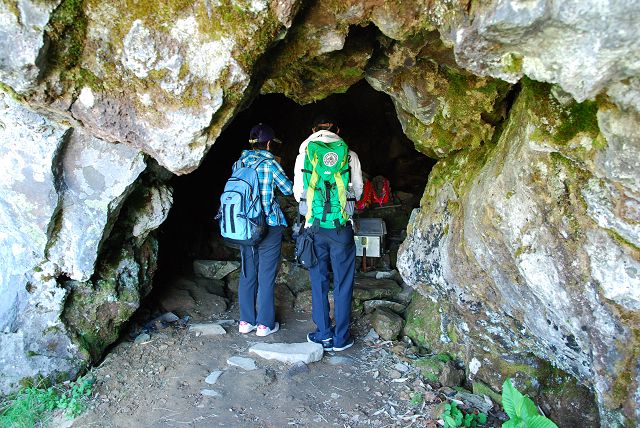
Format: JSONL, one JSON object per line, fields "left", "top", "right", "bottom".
{"left": 249, "top": 342, "right": 323, "bottom": 364}
{"left": 394, "top": 362, "right": 409, "bottom": 373}
{"left": 134, "top": 333, "right": 151, "bottom": 344}
{"left": 78, "top": 87, "right": 95, "bottom": 108}
{"left": 227, "top": 356, "right": 257, "bottom": 371}
{"left": 200, "top": 389, "right": 220, "bottom": 397}
{"left": 363, "top": 329, "right": 380, "bottom": 342}
{"left": 131, "top": 185, "right": 173, "bottom": 243}
{"left": 205, "top": 370, "right": 223, "bottom": 385}
{"left": 189, "top": 323, "right": 226, "bottom": 336}
{"left": 46, "top": 128, "right": 146, "bottom": 281}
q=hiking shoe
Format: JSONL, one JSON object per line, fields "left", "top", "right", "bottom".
{"left": 333, "top": 336, "right": 354, "bottom": 352}
{"left": 307, "top": 332, "right": 333, "bottom": 351}
{"left": 256, "top": 322, "right": 279, "bottom": 337}
{"left": 239, "top": 321, "right": 256, "bottom": 334}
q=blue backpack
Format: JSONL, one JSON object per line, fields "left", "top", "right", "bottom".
{"left": 217, "top": 159, "right": 266, "bottom": 246}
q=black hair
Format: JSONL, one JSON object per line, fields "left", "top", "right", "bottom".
{"left": 312, "top": 114, "right": 339, "bottom": 133}
{"left": 251, "top": 140, "right": 269, "bottom": 150}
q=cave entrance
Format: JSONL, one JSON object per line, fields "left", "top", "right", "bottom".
{"left": 135, "top": 80, "right": 435, "bottom": 325}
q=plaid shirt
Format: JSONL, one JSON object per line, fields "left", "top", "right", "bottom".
{"left": 233, "top": 150, "right": 293, "bottom": 227}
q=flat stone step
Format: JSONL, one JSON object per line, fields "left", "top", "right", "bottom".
{"left": 189, "top": 323, "right": 226, "bottom": 336}
{"left": 249, "top": 342, "right": 323, "bottom": 364}
{"left": 227, "top": 356, "right": 257, "bottom": 371}
{"left": 200, "top": 389, "right": 221, "bottom": 397}
{"left": 204, "top": 370, "right": 223, "bottom": 385}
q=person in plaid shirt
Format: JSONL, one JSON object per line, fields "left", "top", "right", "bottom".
{"left": 234, "top": 123, "right": 293, "bottom": 337}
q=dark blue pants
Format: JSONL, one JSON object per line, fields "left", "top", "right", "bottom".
{"left": 308, "top": 224, "right": 355, "bottom": 347}
{"left": 239, "top": 225, "right": 283, "bottom": 329}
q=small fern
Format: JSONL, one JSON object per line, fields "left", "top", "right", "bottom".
{"left": 502, "top": 378, "right": 558, "bottom": 428}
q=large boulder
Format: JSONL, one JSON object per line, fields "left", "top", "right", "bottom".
{"left": 398, "top": 79, "right": 639, "bottom": 425}
{"left": 0, "top": 93, "right": 158, "bottom": 391}
{"left": 440, "top": 0, "right": 640, "bottom": 103}
{"left": 47, "top": 128, "right": 146, "bottom": 281}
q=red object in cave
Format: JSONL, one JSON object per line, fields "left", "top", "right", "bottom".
{"left": 356, "top": 179, "right": 373, "bottom": 210}
{"left": 371, "top": 176, "right": 390, "bottom": 206}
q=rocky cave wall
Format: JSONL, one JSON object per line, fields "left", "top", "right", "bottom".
{"left": 0, "top": 0, "right": 639, "bottom": 426}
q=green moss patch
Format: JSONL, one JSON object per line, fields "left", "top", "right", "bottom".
{"left": 45, "top": 0, "right": 88, "bottom": 72}
{"left": 262, "top": 29, "right": 373, "bottom": 104}
{"left": 391, "top": 62, "right": 510, "bottom": 158}
{"left": 519, "top": 78, "right": 601, "bottom": 150}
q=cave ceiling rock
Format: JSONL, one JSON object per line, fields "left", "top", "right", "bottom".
{"left": 447, "top": 0, "right": 640, "bottom": 105}
{"left": 398, "top": 79, "right": 639, "bottom": 425}
{"left": 66, "top": 0, "right": 301, "bottom": 174}
{"left": 0, "top": 0, "right": 62, "bottom": 93}
{"left": 366, "top": 50, "right": 509, "bottom": 158}
{"left": 261, "top": 0, "right": 438, "bottom": 104}
{"left": 46, "top": 128, "right": 147, "bottom": 282}
{"left": 2, "top": 0, "right": 302, "bottom": 175}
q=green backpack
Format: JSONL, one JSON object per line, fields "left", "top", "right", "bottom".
{"left": 302, "top": 139, "right": 353, "bottom": 228}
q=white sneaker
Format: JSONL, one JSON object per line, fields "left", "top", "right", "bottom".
{"left": 256, "top": 322, "right": 279, "bottom": 337}
{"left": 239, "top": 321, "right": 256, "bottom": 334}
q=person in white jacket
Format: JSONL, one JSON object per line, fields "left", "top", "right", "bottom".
{"left": 293, "top": 115, "right": 363, "bottom": 352}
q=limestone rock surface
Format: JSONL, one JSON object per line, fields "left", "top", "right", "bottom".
{"left": 445, "top": 0, "right": 640, "bottom": 102}
{"left": 47, "top": 129, "right": 146, "bottom": 281}
{"left": 0, "top": 0, "right": 61, "bottom": 92}
{"left": 398, "top": 80, "right": 638, "bottom": 425}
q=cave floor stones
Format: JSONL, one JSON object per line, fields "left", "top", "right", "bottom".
{"left": 71, "top": 303, "right": 467, "bottom": 428}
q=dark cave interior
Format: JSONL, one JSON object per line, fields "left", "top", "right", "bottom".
{"left": 151, "top": 80, "right": 436, "bottom": 292}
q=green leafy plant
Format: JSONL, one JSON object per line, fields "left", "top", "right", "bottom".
{"left": 410, "top": 392, "right": 424, "bottom": 406}
{"left": 442, "top": 402, "right": 487, "bottom": 427}
{"left": 0, "top": 375, "right": 94, "bottom": 427}
{"left": 502, "top": 378, "right": 558, "bottom": 428}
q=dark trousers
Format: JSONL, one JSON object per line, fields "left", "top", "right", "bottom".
{"left": 239, "top": 225, "right": 283, "bottom": 329}
{"left": 308, "top": 224, "right": 355, "bottom": 347}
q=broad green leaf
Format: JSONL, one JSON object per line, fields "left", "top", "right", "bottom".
{"left": 527, "top": 415, "right": 559, "bottom": 428}
{"left": 502, "top": 420, "right": 517, "bottom": 428}
{"left": 445, "top": 403, "right": 452, "bottom": 411}
{"left": 455, "top": 411, "right": 464, "bottom": 425}
{"left": 445, "top": 415, "right": 457, "bottom": 427}
{"left": 478, "top": 413, "right": 487, "bottom": 424}
{"left": 502, "top": 378, "right": 523, "bottom": 418}
{"left": 521, "top": 396, "right": 539, "bottom": 420}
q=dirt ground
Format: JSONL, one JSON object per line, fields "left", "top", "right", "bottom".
{"left": 72, "top": 299, "right": 449, "bottom": 428}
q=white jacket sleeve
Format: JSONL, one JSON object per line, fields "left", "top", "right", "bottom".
{"left": 349, "top": 150, "right": 364, "bottom": 200}
{"left": 293, "top": 151, "right": 305, "bottom": 202}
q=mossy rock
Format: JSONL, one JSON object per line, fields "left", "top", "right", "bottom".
{"left": 402, "top": 292, "right": 460, "bottom": 352}
{"left": 353, "top": 277, "right": 401, "bottom": 301}
{"left": 538, "top": 369, "right": 600, "bottom": 428}
{"left": 371, "top": 307, "right": 404, "bottom": 340}
{"left": 262, "top": 29, "right": 374, "bottom": 104}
